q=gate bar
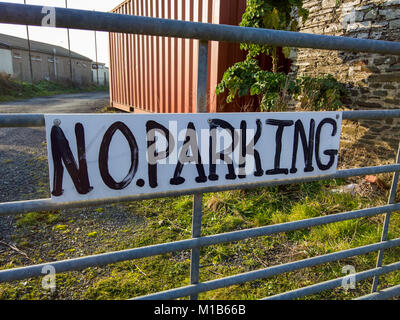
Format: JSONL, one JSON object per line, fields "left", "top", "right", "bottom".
{"left": 0, "top": 114, "right": 44, "bottom": 128}
{"left": 2, "top": 2, "right": 400, "bottom": 55}
{"left": 190, "top": 193, "right": 203, "bottom": 300}
{"left": 342, "top": 110, "right": 400, "bottom": 120}
{"left": 2, "top": 203, "right": 400, "bottom": 283}
{"left": 2, "top": 110, "right": 400, "bottom": 128}
{"left": 356, "top": 284, "right": 400, "bottom": 300}
{"left": 1, "top": 165, "right": 400, "bottom": 217}
{"left": 371, "top": 143, "right": 400, "bottom": 292}
{"left": 134, "top": 238, "right": 400, "bottom": 300}
{"left": 264, "top": 261, "right": 400, "bottom": 300}
{"left": 189, "top": 40, "right": 209, "bottom": 300}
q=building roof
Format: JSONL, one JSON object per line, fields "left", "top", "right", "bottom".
{"left": 0, "top": 33, "right": 92, "bottom": 62}
{"left": 111, "top": 0, "right": 130, "bottom": 13}
{"left": 0, "top": 42, "right": 10, "bottom": 49}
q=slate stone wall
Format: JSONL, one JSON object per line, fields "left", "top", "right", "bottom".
{"left": 291, "top": 0, "right": 400, "bottom": 163}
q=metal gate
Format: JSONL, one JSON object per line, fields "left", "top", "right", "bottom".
{"left": 1, "top": 2, "right": 400, "bottom": 300}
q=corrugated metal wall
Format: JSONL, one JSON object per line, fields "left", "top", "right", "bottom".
{"left": 109, "top": 0, "right": 247, "bottom": 113}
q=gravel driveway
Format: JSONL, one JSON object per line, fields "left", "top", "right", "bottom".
{"left": 0, "top": 92, "right": 144, "bottom": 299}
{"left": 0, "top": 91, "right": 111, "bottom": 203}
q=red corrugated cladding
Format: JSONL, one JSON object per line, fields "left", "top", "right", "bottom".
{"left": 109, "top": 0, "right": 290, "bottom": 113}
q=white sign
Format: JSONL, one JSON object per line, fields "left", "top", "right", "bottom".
{"left": 45, "top": 112, "right": 342, "bottom": 203}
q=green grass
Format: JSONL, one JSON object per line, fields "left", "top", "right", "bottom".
{"left": 0, "top": 75, "right": 108, "bottom": 102}
{"left": 16, "top": 211, "right": 59, "bottom": 228}
{"left": 1, "top": 178, "right": 399, "bottom": 300}
{"left": 80, "top": 180, "right": 398, "bottom": 300}
{"left": 87, "top": 232, "right": 98, "bottom": 238}
{"left": 53, "top": 224, "right": 68, "bottom": 231}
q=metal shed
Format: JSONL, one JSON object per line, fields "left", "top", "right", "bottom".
{"left": 0, "top": 33, "right": 93, "bottom": 85}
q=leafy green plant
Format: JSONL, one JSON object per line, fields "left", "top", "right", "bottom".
{"left": 297, "top": 74, "right": 348, "bottom": 111}
{"left": 216, "top": 60, "right": 299, "bottom": 111}
{"left": 216, "top": 59, "right": 261, "bottom": 103}
{"left": 240, "top": 0, "right": 309, "bottom": 72}
{"left": 216, "top": 59, "right": 347, "bottom": 112}
{"left": 250, "top": 70, "right": 299, "bottom": 111}
{"left": 216, "top": 0, "right": 348, "bottom": 112}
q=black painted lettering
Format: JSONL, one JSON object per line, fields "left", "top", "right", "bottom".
{"left": 315, "top": 118, "right": 339, "bottom": 171}
{"left": 209, "top": 119, "right": 239, "bottom": 181}
{"left": 146, "top": 120, "right": 175, "bottom": 188}
{"left": 50, "top": 123, "right": 92, "bottom": 196}
{"left": 170, "top": 122, "right": 207, "bottom": 185}
{"left": 98, "top": 121, "right": 139, "bottom": 190}
{"left": 290, "top": 119, "right": 315, "bottom": 174}
{"left": 238, "top": 119, "right": 263, "bottom": 178}
{"left": 266, "top": 119, "right": 294, "bottom": 175}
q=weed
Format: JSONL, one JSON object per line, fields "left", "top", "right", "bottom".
{"left": 16, "top": 211, "right": 59, "bottom": 228}
{"left": 54, "top": 225, "right": 68, "bottom": 231}
{"left": 88, "top": 232, "right": 98, "bottom": 238}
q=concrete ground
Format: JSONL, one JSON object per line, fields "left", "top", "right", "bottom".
{"left": 0, "top": 91, "right": 110, "bottom": 114}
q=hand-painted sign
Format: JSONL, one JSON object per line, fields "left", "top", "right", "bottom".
{"left": 45, "top": 112, "right": 342, "bottom": 202}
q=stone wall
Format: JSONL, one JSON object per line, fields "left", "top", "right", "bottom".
{"left": 291, "top": 0, "right": 400, "bottom": 165}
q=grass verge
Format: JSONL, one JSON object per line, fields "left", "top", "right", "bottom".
{"left": 1, "top": 177, "right": 399, "bottom": 300}
{"left": 0, "top": 74, "right": 108, "bottom": 102}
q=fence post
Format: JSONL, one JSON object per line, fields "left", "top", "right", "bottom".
{"left": 371, "top": 142, "right": 400, "bottom": 293}
{"left": 189, "top": 40, "right": 208, "bottom": 300}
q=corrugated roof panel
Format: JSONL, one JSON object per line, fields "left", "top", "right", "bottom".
{"left": 0, "top": 33, "right": 92, "bottom": 61}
